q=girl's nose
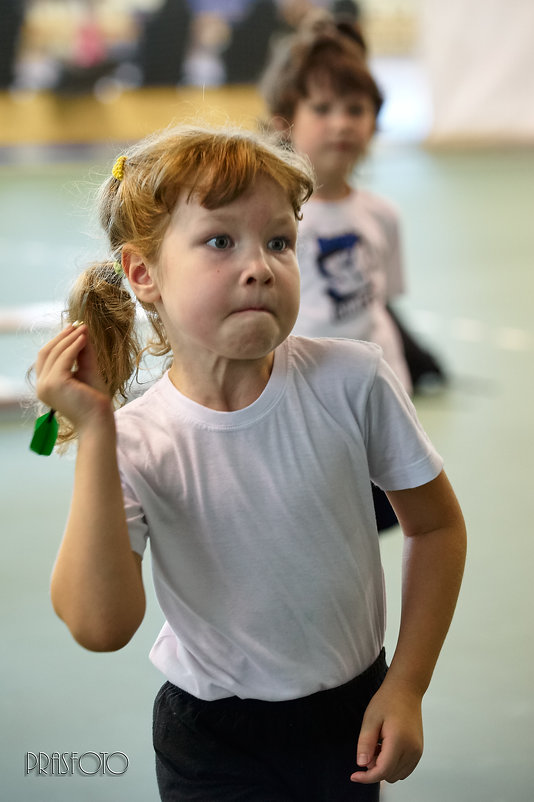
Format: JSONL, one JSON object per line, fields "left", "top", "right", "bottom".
{"left": 333, "top": 111, "right": 352, "bottom": 130}
{"left": 242, "top": 252, "right": 275, "bottom": 285}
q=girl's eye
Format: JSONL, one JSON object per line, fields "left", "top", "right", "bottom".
{"left": 206, "top": 235, "right": 231, "bottom": 249}
{"left": 268, "top": 237, "right": 289, "bottom": 252}
{"left": 311, "top": 103, "right": 330, "bottom": 116}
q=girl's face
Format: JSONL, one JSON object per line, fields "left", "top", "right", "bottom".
{"left": 150, "top": 175, "right": 300, "bottom": 373}
{"left": 290, "top": 81, "right": 376, "bottom": 189}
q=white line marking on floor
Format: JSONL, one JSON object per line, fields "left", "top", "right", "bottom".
{"left": 494, "top": 327, "right": 532, "bottom": 351}
{"left": 451, "top": 317, "right": 486, "bottom": 343}
{"left": 408, "top": 310, "right": 533, "bottom": 353}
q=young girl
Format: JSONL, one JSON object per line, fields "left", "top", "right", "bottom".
{"left": 260, "top": 13, "right": 446, "bottom": 395}
{"left": 34, "top": 124, "right": 466, "bottom": 802}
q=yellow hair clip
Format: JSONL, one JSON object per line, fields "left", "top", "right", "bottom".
{"left": 112, "top": 155, "right": 127, "bottom": 181}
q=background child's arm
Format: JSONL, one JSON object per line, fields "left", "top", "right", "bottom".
{"left": 36, "top": 325, "right": 146, "bottom": 651}
{"left": 351, "top": 469, "right": 466, "bottom": 785}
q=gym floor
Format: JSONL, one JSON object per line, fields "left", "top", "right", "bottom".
{"left": 1, "top": 95, "right": 533, "bottom": 800}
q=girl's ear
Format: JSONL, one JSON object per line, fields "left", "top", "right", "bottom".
{"left": 122, "top": 249, "right": 161, "bottom": 303}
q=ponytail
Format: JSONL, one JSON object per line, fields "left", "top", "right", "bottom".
{"left": 55, "top": 261, "right": 139, "bottom": 447}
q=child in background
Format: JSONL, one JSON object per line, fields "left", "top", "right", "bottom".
{"left": 260, "top": 13, "right": 446, "bottom": 394}
{"left": 34, "top": 124, "right": 465, "bottom": 802}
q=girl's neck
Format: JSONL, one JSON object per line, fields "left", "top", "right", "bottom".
{"left": 168, "top": 353, "right": 274, "bottom": 411}
{"left": 313, "top": 178, "right": 352, "bottom": 202}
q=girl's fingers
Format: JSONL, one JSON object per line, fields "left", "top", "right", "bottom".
{"left": 34, "top": 325, "right": 112, "bottom": 430}
{"left": 35, "top": 327, "right": 90, "bottom": 405}
{"left": 36, "top": 325, "right": 87, "bottom": 379}
{"left": 73, "top": 328, "right": 103, "bottom": 383}
{"left": 36, "top": 323, "right": 82, "bottom": 359}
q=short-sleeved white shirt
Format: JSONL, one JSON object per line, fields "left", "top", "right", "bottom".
{"left": 116, "top": 337, "right": 442, "bottom": 701}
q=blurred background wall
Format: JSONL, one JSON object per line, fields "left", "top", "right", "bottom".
{"left": 2, "top": 0, "right": 532, "bottom": 147}
{"left": 421, "top": 0, "right": 534, "bottom": 145}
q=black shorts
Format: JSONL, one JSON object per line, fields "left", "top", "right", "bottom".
{"left": 153, "top": 649, "right": 387, "bottom": 801}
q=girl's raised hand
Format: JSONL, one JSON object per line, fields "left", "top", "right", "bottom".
{"left": 35, "top": 324, "right": 112, "bottom": 433}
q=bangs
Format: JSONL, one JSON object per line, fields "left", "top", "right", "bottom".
{"left": 299, "top": 43, "right": 383, "bottom": 115}
{"left": 175, "top": 134, "right": 313, "bottom": 218}
{"left": 183, "top": 138, "right": 263, "bottom": 208}
{"left": 305, "top": 63, "right": 372, "bottom": 98}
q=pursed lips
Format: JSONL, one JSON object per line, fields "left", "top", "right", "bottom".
{"left": 329, "top": 141, "right": 355, "bottom": 151}
{"left": 233, "top": 305, "right": 272, "bottom": 313}
{"left": 231, "top": 296, "right": 273, "bottom": 313}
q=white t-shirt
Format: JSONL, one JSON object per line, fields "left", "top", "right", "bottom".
{"left": 295, "top": 189, "right": 411, "bottom": 391}
{"left": 115, "top": 336, "right": 442, "bottom": 701}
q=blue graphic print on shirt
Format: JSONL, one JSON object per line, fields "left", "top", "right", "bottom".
{"left": 317, "top": 233, "right": 375, "bottom": 322}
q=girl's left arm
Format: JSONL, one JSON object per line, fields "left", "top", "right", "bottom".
{"left": 351, "top": 469, "right": 467, "bottom": 785}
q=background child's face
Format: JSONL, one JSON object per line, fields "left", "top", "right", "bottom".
{"left": 153, "top": 175, "right": 300, "bottom": 368}
{"left": 291, "top": 82, "right": 376, "bottom": 185}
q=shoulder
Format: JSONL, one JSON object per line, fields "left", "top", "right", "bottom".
{"left": 288, "top": 335, "right": 416, "bottom": 411}
{"left": 286, "top": 336, "right": 423, "bottom": 451}
{"left": 289, "top": 333, "right": 381, "bottom": 360}
{"left": 288, "top": 335, "right": 383, "bottom": 390}
{"left": 353, "top": 187, "right": 399, "bottom": 216}
{"left": 352, "top": 188, "right": 401, "bottom": 227}
{"left": 116, "top": 376, "right": 165, "bottom": 419}
{"left": 115, "top": 375, "right": 170, "bottom": 452}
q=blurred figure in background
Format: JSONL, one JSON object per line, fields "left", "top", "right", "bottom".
{"left": 261, "top": 9, "right": 446, "bottom": 395}
{"left": 138, "top": 0, "right": 192, "bottom": 86}
{"left": 187, "top": 0, "right": 327, "bottom": 87}
{"left": 261, "top": 11, "right": 446, "bottom": 530}
{"left": 0, "top": 0, "right": 25, "bottom": 88}
{"left": 54, "top": 0, "right": 112, "bottom": 93}
{"left": 262, "top": 13, "right": 410, "bottom": 388}
{"left": 182, "top": 11, "right": 230, "bottom": 86}
{"left": 222, "top": 0, "right": 279, "bottom": 84}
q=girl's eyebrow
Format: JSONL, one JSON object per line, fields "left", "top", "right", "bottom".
{"left": 271, "top": 210, "right": 297, "bottom": 223}
{"left": 194, "top": 207, "right": 239, "bottom": 226}
{"left": 197, "top": 208, "right": 296, "bottom": 228}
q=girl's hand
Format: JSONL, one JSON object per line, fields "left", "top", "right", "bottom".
{"left": 350, "top": 679, "right": 424, "bottom": 784}
{"left": 35, "top": 324, "right": 112, "bottom": 432}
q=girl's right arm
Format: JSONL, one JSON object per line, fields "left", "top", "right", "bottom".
{"left": 36, "top": 324, "right": 146, "bottom": 651}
